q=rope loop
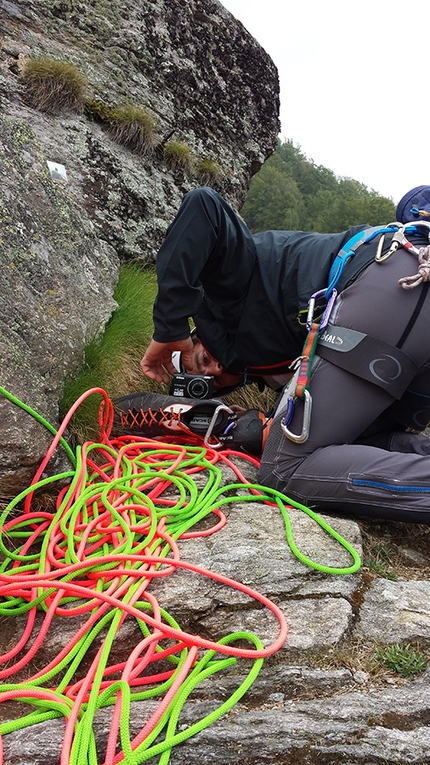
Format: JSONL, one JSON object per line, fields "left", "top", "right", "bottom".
{"left": 0, "top": 385, "right": 361, "bottom": 764}
{"left": 399, "top": 244, "right": 430, "bottom": 290}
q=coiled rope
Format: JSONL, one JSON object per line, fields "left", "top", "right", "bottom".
{"left": 399, "top": 243, "right": 430, "bottom": 289}
{"left": 0, "top": 386, "right": 361, "bottom": 764}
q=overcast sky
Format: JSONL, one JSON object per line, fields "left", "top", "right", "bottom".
{"left": 220, "top": 0, "right": 430, "bottom": 205}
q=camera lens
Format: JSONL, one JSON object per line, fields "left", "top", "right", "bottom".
{"left": 188, "top": 377, "right": 209, "bottom": 398}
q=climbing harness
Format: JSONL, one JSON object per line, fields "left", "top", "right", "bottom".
{"left": 317, "top": 324, "right": 419, "bottom": 399}
{"left": 282, "top": 221, "right": 430, "bottom": 443}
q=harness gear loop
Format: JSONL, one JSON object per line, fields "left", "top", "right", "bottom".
{"left": 374, "top": 221, "right": 430, "bottom": 290}
{"left": 375, "top": 224, "right": 405, "bottom": 262}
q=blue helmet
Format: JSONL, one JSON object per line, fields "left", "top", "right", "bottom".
{"left": 396, "top": 185, "right": 430, "bottom": 223}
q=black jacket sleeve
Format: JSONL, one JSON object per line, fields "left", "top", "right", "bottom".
{"left": 152, "top": 188, "right": 256, "bottom": 342}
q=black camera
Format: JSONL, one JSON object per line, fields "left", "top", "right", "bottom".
{"left": 169, "top": 373, "right": 214, "bottom": 399}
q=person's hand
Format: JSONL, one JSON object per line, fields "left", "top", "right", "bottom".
{"left": 230, "top": 405, "right": 247, "bottom": 417}
{"left": 140, "top": 337, "right": 194, "bottom": 384}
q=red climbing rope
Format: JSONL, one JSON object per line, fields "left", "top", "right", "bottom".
{"left": 0, "top": 388, "right": 289, "bottom": 765}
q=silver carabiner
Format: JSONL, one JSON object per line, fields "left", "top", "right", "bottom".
{"left": 281, "top": 389, "right": 312, "bottom": 443}
{"left": 204, "top": 404, "right": 235, "bottom": 449}
{"left": 375, "top": 225, "right": 405, "bottom": 262}
{"left": 306, "top": 289, "right": 338, "bottom": 331}
{"left": 306, "top": 289, "right": 325, "bottom": 330}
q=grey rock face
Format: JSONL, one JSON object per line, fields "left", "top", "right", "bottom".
{"left": 358, "top": 579, "right": 430, "bottom": 643}
{"left": 0, "top": 0, "right": 279, "bottom": 493}
{"left": 0, "top": 0, "right": 279, "bottom": 260}
{"left": 0, "top": 113, "right": 119, "bottom": 493}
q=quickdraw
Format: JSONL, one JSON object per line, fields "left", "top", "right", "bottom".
{"left": 375, "top": 221, "right": 430, "bottom": 263}
{"left": 281, "top": 289, "right": 337, "bottom": 443}
{"left": 375, "top": 221, "right": 430, "bottom": 291}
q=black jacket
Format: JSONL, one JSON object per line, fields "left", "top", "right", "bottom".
{"left": 157, "top": 225, "right": 370, "bottom": 374}
{"left": 152, "top": 188, "right": 375, "bottom": 374}
{"left": 198, "top": 227, "right": 371, "bottom": 373}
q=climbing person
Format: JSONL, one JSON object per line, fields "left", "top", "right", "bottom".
{"left": 117, "top": 185, "right": 430, "bottom": 524}
{"left": 139, "top": 186, "right": 368, "bottom": 392}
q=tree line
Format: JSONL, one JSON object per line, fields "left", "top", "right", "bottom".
{"left": 240, "top": 139, "right": 396, "bottom": 233}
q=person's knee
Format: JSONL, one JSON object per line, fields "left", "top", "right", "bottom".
{"left": 258, "top": 461, "right": 276, "bottom": 489}
{"left": 258, "top": 459, "right": 290, "bottom": 494}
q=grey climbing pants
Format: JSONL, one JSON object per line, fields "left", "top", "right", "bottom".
{"left": 259, "top": 246, "right": 430, "bottom": 524}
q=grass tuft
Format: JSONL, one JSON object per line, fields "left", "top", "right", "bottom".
{"left": 195, "top": 157, "right": 221, "bottom": 183}
{"left": 22, "top": 56, "right": 87, "bottom": 113}
{"left": 365, "top": 542, "right": 398, "bottom": 580}
{"left": 107, "top": 104, "right": 159, "bottom": 154}
{"left": 375, "top": 643, "right": 428, "bottom": 678}
{"left": 162, "top": 140, "right": 193, "bottom": 172}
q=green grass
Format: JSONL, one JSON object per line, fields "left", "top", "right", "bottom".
{"left": 61, "top": 264, "right": 164, "bottom": 439}
{"left": 375, "top": 643, "right": 428, "bottom": 678}
{"left": 365, "top": 542, "right": 398, "bottom": 580}
{"left": 163, "top": 140, "right": 193, "bottom": 172}
{"left": 22, "top": 57, "right": 87, "bottom": 113}
{"left": 107, "top": 104, "right": 159, "bottom": 154}
{"left": 195, "top": 157, "right": 221, "bottom": 182}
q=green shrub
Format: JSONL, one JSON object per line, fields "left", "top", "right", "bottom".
{"left": 375, "top": 643, "right": 428, "bottom": 678}
{"left": 163, "top": 140, "right": 193, "bottom": 172}
{"left": 107, "top": 104, "right": 159, "bottom": 154}
{"left": 22, "top": 56, "right": 86, "bottom": 113}
{"left": 83, "top": 98, "right": 114, "bottom": 124}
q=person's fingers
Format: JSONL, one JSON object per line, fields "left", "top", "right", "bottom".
{"left": 140, "top": 337, "right": 193, "bottom": 384}
{"left": 140, "top": 355, "right": 170, "bottom": 384}
{"left": 230, "top": 405, "right": 247, "bottom": 417}
{"left": 179, "top": 348, "right": 195, "bottom": 373}
{"left": 160, "top": 354, "right": 176, "bottom": 377}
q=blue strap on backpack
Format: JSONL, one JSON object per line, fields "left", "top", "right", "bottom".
{"left": 325, "top": 224, "right": 398, "bottom": 298}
